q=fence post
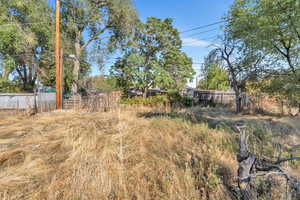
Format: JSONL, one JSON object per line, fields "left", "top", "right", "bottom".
{"left": 221, "top": 93, "right": 223, "bottom": 104}
{"left": 34, "top": 90, "right": 38, "bottom": 113}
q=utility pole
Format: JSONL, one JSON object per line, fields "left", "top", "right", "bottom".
{"left": 60, "top": 48, "right": 64, "bottom": 108}
{"left": 55, "top": 0, "right": 61, "bottom": 109}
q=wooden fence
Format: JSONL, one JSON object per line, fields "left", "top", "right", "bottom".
{"left": 63, "top": 91, "right": 121, "bottom": 112}
{"left": 193, "top": 90, "right": 236, "bottom": 105}
{"left": 0, "top": 92, "right": 56, "bottom": 112}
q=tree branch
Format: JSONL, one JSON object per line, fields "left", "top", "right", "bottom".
{"left": 275, "top": 157, "right": 300, "bottom": 165}
{"left": 81, "top": 26, "right": 110, "bottom": 50}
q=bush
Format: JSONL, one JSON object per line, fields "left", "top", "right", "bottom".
{"left": 180, "top": 96, "right": 194, "bottom": 107}
{"left": 0, "top": 80, "right": 21, "bottom": 93}
{"left": 121, "top": 91, "right": 194, "bottom": 108}
{"left": 121, "top": 95, "right": 169, "bottom": 106}
{"left": 167, "top": 90, "right": 194, "bottom": 107}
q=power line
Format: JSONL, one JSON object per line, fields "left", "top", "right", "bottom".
{"left": 194, "top": 35, "right": 219, "bottom": 41}
{"left": 180, "top": 20, "right": 226, "bottom": 33}
{"left": 181, "top": 1, "right": 298, "bottom": 35}
{"left": 183, "top": 28, "right": 220, "bottom": 37}
{"left": 182, "top": 36, "right": 219, "bottom": 48}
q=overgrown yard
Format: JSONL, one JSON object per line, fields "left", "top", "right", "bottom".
{"left": 0, "top": 107, "right": 299, "bottom": 199}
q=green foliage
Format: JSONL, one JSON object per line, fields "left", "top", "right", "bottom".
{"left": 262, "top": 71, "right": 300, "bottom": 107}
{"left": 0, "top": 79, "right": 21, "bottom": 93}
{"left": 61, "top": 0, "right": 137, "bottom": 50}
{"left": 121, "top": 93, "right": 194, "bottom": 108}
{"left": 0, "top": 0, "right": 137, "bottom": 93}
{"left": 198, "top": 63, "right": 229, "bottom": 90}
{"left": 228, "top": 0, "right": 300, "bottom": 62}
{"left": 121, "top": 96, "right": 169, "bottom": 106}
{"left": 180, "top": 96, "right": 194, "bottom": 107}
{"left": 111, "top": 17, "right": 195, "bottom": 97}
{"left": 245, "top": 124, "right": 274, "bottom": 158}
{"left": 228, "top": 0, "right": 300, "bottom": 109}
{"left": 224, "top": 0, "right": 300, "bottom": 112}
{"left": 0, "top": 0, "right": 53, "bottom": 91}
{"left": 166, "top": 90, "right": 182, "bottom": 103}
{"left": 61, "top": 0, "right": 137, "bottom": 93}
{"left": 165, "top": 90, "right": 193, "bottom": 107}
{"left": 85, "top": 75, "right": 117, "bottom": 92}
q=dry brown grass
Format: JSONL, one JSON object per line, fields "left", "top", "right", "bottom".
{"left": 0, "top": 107, "right": 299, "bottom": 199}
{"left": 0, "top": 108, "right": 239, "bottom": 200}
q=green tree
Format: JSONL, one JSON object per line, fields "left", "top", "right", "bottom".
{"left": 0, "top": 0, "right": 53, "bottom": 91}
{"left": 228, "top": 0, "right": 300, "bottom": 112}
{"left": 210, "top": 36, "right": 265, "bottom": 113}
{"left": 261, "top": 70, "right": 300, "bottom": 114}
{"left": 84, "top": 75, "right": 117, "bottom": 92}
{"left": 198, "top": 54, "right": 229, "bottom": 90}
{"left": 228, "top": 0, "right": 300, "bottom": 73}
{"left": 111, "top": 17, "right": 195, "bottom": 98}
{"left": 60, "top": 0, "right": 137, "bottom": 94}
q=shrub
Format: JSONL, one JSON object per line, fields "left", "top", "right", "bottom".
{"left": 121, "top": 95, "right": 169, "bottom": 106}
{"left": 167, "top": 90, "right": 194, "bottom": 107}
{"left": 121, "top": 91, "right": 195, "bottom": 108}
{"left": 180, "top": 96, "right": 194, "bottom": 107}
{"left": 0, "top": 80, "right": 21, "bottom": 93}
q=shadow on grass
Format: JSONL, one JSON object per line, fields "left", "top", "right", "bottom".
{"left": 138, "top": 108, "right": 296, "bottom": 137}
{"left": 138, "top": 107, "right": 300, "bottom": 164}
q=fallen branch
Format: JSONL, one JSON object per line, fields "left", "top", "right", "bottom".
{"left": 235, "top": 125, "right": 300, "bottom": 199}
{"left": 275, "top": 157, "right": 300, "bottom": 165}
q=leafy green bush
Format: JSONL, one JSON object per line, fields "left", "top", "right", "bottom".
{"left": 0, "top": 80, "right": 21, "bottom": 93}
{"left": 167, "top": 90, "right": 194, "bottom": 107}
{"left": 121, "top": 95, "right": 169, "bottom": 106}
{"left": 180, "top": 96, "right": 194, "bottom": 107}
{"left": 121, "top": 91, "right": 194, "bottom": 107}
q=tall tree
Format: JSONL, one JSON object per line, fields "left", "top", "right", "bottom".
{"left": 228, "top": 0, "right": 300, "bottom": 112}
{"left": 228, "top": 0, "right": 300, "bottom": 73}
{"left": 198, "top": 53, "right": 229, "bottom": 90}
{"left": 60, "top": 0, "right": 137, "bottom": 94}
{"left": 210, "top": 36, "right": 265, "bottom": 113}
{"left": 0, "top": 0, "right": 53, "bottom": 91}
{"left": 111, "top": 17, "right": 195, "bottom": 98}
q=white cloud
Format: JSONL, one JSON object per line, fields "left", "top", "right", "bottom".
{"left": 182, "top": 37, "right": 219, "bottom": 48}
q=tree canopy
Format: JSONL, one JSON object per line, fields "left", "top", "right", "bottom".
{"left": 198, "top": 53, "right": 229, "bottom": 91}
{"left": 61, "top": 0, "right": 138, "bottom": 94}
{"left": 228, "top": 0, "right": 299, "bottom": 72}
{"left": 0, "top": 0, "right": 53, "bottom": 91}
{"left": 111, "top": 17, "right": 195, "bottom": 97}
{"left": 226, "top": 0, "right": 300, "bottom": 112}
{"left": 0, "top": 0, "right": 137, "bottom": 93}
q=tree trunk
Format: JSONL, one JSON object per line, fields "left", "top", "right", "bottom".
{"left": 143, "top": 87, "right": 148, "bottom": 98}
{"left": 235, "top": 90, "right": 242, "bottom": 113}
{"left": 72, "top": 33, "right": 81, "bottom": 94}
{"left": 2, "top": 70, "right": 11, "bottom": 80}
{"left": 237, "top": 126, "right": 258, "bottom": 200}
{"left": 281, "top": 101, "right": 284, "bottom": 116}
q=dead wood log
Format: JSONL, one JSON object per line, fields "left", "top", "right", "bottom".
{"left": 236, "top": 125, "right": 258, "bottom": 200}
{"left": 235, "top": 125, "right": 300, "bottom": 200}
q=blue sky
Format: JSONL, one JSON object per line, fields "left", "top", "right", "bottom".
{"left": 133, "top": 0, "right": 234, "bottom": 87}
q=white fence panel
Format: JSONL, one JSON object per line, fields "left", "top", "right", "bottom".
{"left": 0, "top": 93, "right": 35, "bottom": 109}
{"left": 0, "top": 93, "right": 56, "bottom": 111}
{"left": 37, "top": 92, "right": 56, "bottom": 112}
